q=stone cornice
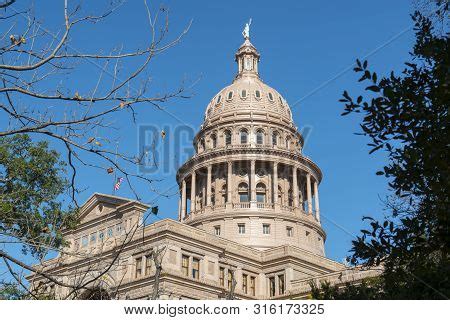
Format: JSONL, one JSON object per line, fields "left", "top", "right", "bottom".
{"left": 176, "top": 146, "right": 322, "bottom": 183}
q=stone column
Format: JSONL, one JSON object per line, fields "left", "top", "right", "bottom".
{"left": 314, "top": 179, "right": 320, "bottom": 222}
{"left": 292, "top": 166, "right": 299, "bottom": 208}
{"left": 250, "top": 160, "right": 256, "bottom": 206}
{"left": 306, "top": 173, "right": 313, "bottom": 214}
{"left": 207, "top": 165, "right": 212, "bottom": 207}
{"left": 181, "top": 179, "right": 186, "bottom": 219}
{"left": 227, "top": 161, "right": 232, "bottom": 204}
{"left": 273, "top": 162, "right": 278, "bottom": 205}
{"left": 177, "top": 197, "right": 181, "bottom": 221}
{"left": 190, "top": 171, "right": 196, "bottom": 213}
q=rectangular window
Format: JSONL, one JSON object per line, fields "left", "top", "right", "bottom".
{"left": 263, "top": 224, "right": 271, "bottom": 235}
{"left": 269, "top": 277, "right": 276, "bottom": 297}
{"left": 107, "top": 227, "right": 113, "bottom": 238}
{"left": 116, "top": 223, "right": 123, "bottom": 235}
{"left": 89, "top": 232, "right": 97, "bottom": 244}
{"left": 256, "top": 193, "right": 265, "bottom": 203}
{"left": 182, "top": 255, "right": 189, "bottom": 277}
{"left": 239, "top": 193, "right": 249, "bottom": 202}
{"left": 145, "top": 255, "right": 152, "bottom": 275}
{"left": 286, "top": 227, "right": 293, "bottom": 237}
{"left": 81, "top": 235, "right": 88, "bottom": 247}
{"left": 98, "top": 230, "right": 104, "bottom": 242}
{"left": 192, "top": 258, "right": 200, "bottom": 279}
{"left": 135, "top": 257, "right": 142, "bottom": 278}
{"left": 219, "top": 267, "right": 225, "bottom": 286}
{"left": 238, "top": 224, "right": 246, "bottom": 234}
{"left": 214, "top": 226, "right": 221, "bottom": 236}
{"left": 227, "top": 270, "right": 233, "bottom": 290}
{"left": 250, "top": 276, "right": 256, "bottom": 296}
{"left": 278, "top": 274, "right": 285, "bottom": 295}
{"left": 242, "top": 274, "right": 248, "bottom": 294}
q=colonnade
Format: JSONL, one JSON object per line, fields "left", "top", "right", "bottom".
{"left": 179, "top": 160, "right": 320, "bottom": 222}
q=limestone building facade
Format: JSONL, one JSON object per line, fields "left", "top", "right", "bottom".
{"left": 27, "top": 32, "right": 379, "bottom": 300}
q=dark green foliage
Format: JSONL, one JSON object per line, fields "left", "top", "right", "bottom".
{"left": 309, "top": 279, "right": 382, "bottom": 300}
{"left": 314, "top": 6, "right": 449, "bottom": 299}
{"left": 0, "top": 281, "right": 27, "bottom": 300}
{"left": 0, "top": 134, "right": 78, "bottom": 259}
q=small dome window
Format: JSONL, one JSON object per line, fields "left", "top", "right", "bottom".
{"left": 256, "top": 130, "right": 264, "bottom": 145}
{"left": 255, "top": 90, "right": 261, "bottom": 98}
{"left": 211, "top": 134, "right": 217, "bottom": 148}
{"left": 240, "top": 129, "right": 248, "bottom": 144}
{"left": 227, "top": 91, "right": 233, "bottom": 100}
{"left": 216, "top": 95, "right": 222, "bottom": 104}
{"left": 272, "top": 131, "right": 278, "bottom": 146}
{"left": 241, "top": 89, "right": 247, "bottom": 98}
{"left": 279, "top": 96, "right": 283, "bottom": 105}
{"left": 224, "top": 130, "right": 232, "bottom": 146}
{"left": 268, "top": 92, "right": 274, "bottom": 101}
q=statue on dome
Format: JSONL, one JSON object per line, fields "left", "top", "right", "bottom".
{"left": 242, "top": 18, "right": 252, "bottom": 39}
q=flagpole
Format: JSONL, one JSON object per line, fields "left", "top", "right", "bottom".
{"left": 112, "top": 141, "right": 119, "bottom": 195}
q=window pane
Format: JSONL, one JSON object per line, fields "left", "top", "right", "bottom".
{"left": 182, "top": 255, "right": 189, "bottom": 277}
{"left": 81, "top": 236, "right": 88, "bottom": 247}
{"left": 239, "top": 193, "right": 249, "bottom": 202}
{"left": 269, "top": 277, "right": 275, "bottom": 297}
{"left": 192, "top": 258, "right": 200, "bottom": 279}
{"left": 272, "top": 133, "right": 278, "bottom": 145}
{"left": 242, "top": 274, "right": 248, "bottom": 294}
{"left": 278, "top": 275, "right": 285, "bottom": 295}
{"left": 256, "top": 132, "right": 263, "bottom": 144}
{"left": 240, "top": 131, "right": 247, "bottom": 144}
{"left": 225, "top": 131, "right": 231, "bottom": 145}
{"left": 250, "top": 276, "right": 256, "bottom": 296}
{"left": 219, "top": 267, "right": 225, "bottom": 286}
{"left": 257, "top": 193, "right": 265, "bottom": 203}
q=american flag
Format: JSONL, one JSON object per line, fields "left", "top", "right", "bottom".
{"left": 114, "top": 177, "right": 124, "bottom": 191}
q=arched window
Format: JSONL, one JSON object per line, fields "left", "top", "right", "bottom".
{"left": 256, "top": 130, "right": 264, "bottom": 145}
{"left": 211, "top": 134, "right": 217, "bottom": 148}
{"left": 255, "top": 90, "right": 261, "bottom": 98}
{"left": 216, "top": 95, "right": 221, "bottom": 104}
{"left": 256, "top": 183, "right": 266, "bottom": 203}
{"left": 279, "top": 96, "right": 283, "bottom": 105}
{"left": 200, "top": 138, "right": 205, "bottom": 152}
{"left": 272, "top": 131, "right": 278, "bottom": 146}
{"left": 268, "top": 92, "right": 274, "bottom": 101}
{"left": 227, "top": 91, "right": 233, "bottom": 100}
{"left": 238, "top": 182, "right": 249, "bottom": 202}
{"left": 241, "top": 89, "right": 247, "bottom": 98}
{"left": 224, "top": 130, "right": 232, "bottom": 146}
{"left": 285, "top": 137, "right": 290, "bottom": 150}
{"left": 240, "top": 130, "right": 248, "bottom": 144}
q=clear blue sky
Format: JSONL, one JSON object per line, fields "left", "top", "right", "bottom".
{"left": 3, "top": 0, "right": 416, "bottom": 265}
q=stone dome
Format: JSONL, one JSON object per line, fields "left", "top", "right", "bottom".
{"left": 204, "top": 77, "right": 293, "bottom": 124}
{"left": 204, "top": 39, "right": 293, "bottom": 125}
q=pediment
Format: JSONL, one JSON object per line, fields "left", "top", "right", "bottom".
{"left": 77, "top": 193, "right": 147, "bottom": 224}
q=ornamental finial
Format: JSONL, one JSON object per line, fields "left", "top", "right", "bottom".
{"left": 242, "top": 18, "right": 252, "bottom": 39}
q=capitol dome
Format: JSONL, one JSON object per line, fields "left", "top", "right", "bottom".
{"left": 177, "top": 31, "right": 324, "bottom": 254}
{"left": 204, "top": 39, "right": 293, "bottom": 126}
